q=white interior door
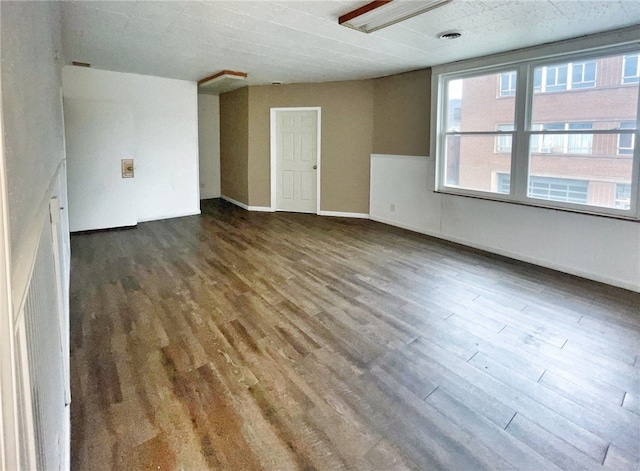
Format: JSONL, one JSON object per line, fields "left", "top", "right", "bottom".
{"left": 64, "top": 98, "right": 136, "bottom": 232}
{"left": 275, "top": 109, "right": 318, "bottom": 213}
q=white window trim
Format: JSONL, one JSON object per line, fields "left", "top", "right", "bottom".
{"left": 622, "top": 53, "right": 640, "bottom": 84}
{"left": 495, "top": 124, "right": 514, "bottom": 152}
{"left": 537, "top": 64, "right": 568, "bottom": 92}
{"left": 534, "top": 61, "right": 597, "bottom": 93}
{"left": 618, "top": 121, "right": 636, "bottom": 155}
{"left": 571, "top": 61, "right": 597, "bottom": 89}
{"left": 498, "top": 71, "right": 516, "bottom": 97}
{"left": 431, "top": 27, "right": 640, "bottom": 220}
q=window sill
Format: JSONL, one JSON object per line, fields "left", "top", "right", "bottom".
{"left": 434, "top": 189, "right": 640, "bottom": 222}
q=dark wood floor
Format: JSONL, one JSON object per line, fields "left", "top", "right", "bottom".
{"left": 69, "top": 198, "right": 640, "bottom": 470}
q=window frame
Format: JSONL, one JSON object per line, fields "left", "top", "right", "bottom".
{"left": 618, "top": 121, "right": 636, "bottom": 155}
{"left": 499, "top": 71, "right": 517, "bottom": 96}
{"left": 533, "top": 60, "right": 597, "bottom": 92}
{"left": 495, "top": 124, "right": 514, "bottom": 152}
{"left": 570, "top": 61, "right": 597, "bottom": 89}
{"left": 433, "top": 41, "right": 640, "bottom": 220}
{"left": 615, "top": 183, "right": 632, "bottom": 209}
{"left": 542, "top": 64, "right": 569, "bottom": 92}
{"left": 622, "top": 54, "right": 640, "bottom": 84}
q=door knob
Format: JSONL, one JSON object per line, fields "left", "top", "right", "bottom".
{"left": 313, "top": 165, "right": 317, "bottom": 170}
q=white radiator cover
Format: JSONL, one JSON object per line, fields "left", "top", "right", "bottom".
{"left": 369, "top": 153, "right": 640, "bottom": 292}
{"left": 369, "top": 154, "right": 438, "bottom": 235}
{"left": 10, "top": 164, "right": 70, "bottom": 470}
{"left": 22, "top": 218, "right": 67, "bottom": 470}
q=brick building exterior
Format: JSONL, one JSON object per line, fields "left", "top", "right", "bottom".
{"left": 447, "top": 53, "right": 638, "bottom": 209}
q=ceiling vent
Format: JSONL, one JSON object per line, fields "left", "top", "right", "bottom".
{"left": 437, "top": 30, "right": 462, "bottom": 40}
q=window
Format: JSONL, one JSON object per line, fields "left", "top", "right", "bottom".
{"left": 545, "top": 64, "right": 568, "bottom": 91}
{"left": 623, "top": 54, "right": 639, "bottom": 84}
{"left": 567, "top": 123, "right": 593, "bottom": 154}
{"left": 496, "top": 124, "right": 514, "bottom": 152}
{"left": 528, "top": 176, "right": 589, "bottom": 204}
{"left": 571, "top": 61, "right": 597, "bottom": 89}
{"left": 442, "top": 72, "right": 515, "bottom": 194}
{"left": 618, "top": 121, "right": 636, "bottom": 155}
{"left": 497, "top": 173, "right": 511, "bottom": 194}
{"left": 497, "top": 173, "right": 588, "bottom": 203}
{"left": 499, "top": 71, "right": 516, "bottom": 96}
{"left": 530, "top": 123, "right": 593, "bottom": 154}
{"left": 533, "top": 61, "right": 596, "bottom": 92}
{"left": 436, "top": 46, "right": 640, "bottom": 218}
{"left": 615, "top": 184, "right": 631, "bottom": 209}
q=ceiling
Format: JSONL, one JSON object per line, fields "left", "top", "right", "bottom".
{"left": 61, "top": 0, "right": 640, "bottom": 89}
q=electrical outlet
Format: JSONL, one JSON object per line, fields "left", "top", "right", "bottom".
{"left": 390, "top": 204, "right": 396, "bottom": 212}
{"left": 121, "top": 159, "right": 134, "bottom": 178}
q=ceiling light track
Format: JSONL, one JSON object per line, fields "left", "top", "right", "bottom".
{"left": 339, "top": 0, "right": 453, "bottom": 33}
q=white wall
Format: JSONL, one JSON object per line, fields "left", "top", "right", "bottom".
{"left": 2, "top": 1, "right": 67, "bottom": 269}
{"left": 64, "top": 99, "right": 137, "bottom": 232}
{"left": 62, "top": 66, "right": 200, "bottom": 224}
{"left": 198, "top": 94, "right": 221, "bottom": 199}
{"left": 1, "top": 2, "right": 70, "bottom": 468}
{"left": 370, "top": 154, "right": 640, "bottom": 293}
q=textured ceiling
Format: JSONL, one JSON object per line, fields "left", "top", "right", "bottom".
{"left": 60, "top": 0, "right": 640, "bottom": 86}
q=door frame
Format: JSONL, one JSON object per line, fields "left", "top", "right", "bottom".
{"left": 270, "top": 107, "right": 321, "bottom": 213}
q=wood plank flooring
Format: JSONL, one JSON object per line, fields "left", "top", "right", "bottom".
{"left": 70, "top": 198, "right": 640, "bottom": 470}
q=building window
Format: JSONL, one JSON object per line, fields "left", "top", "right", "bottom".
{"left": 618, "top": 121, "right": 636, "bottom": 155}
{"left": 496, "top": 124, "right": 514, "bottom": 152}
{"left": 497, "top": 173, "right": 511, "bottom": 194}
{"left": 615, "top": 184, "right": 631, "bottom": 209}
{"left": 533, "top": 61, "right": 596, "bottom": 92}
{"left": 623, "top": 54, "right": 640, "bottom": 84}
{"left": 497, "top": 173, "right": 588, "bottom": 203}
{"left": 528, "top": 176, "right": 589, "bottom": 204}
{"left": 436, "top": 46, "right": 639, "bottom": 218}
{"left": 499, "top": 71, "right": 516, "bottom": 96}
{"left": 530, "top": 123, "right": 593, "bottom": 154}
{"left": 571, "top": 61, "right": 597, "bottom": 89}
{"left": 545, "top": 65, "right": 568, "bottom": 91}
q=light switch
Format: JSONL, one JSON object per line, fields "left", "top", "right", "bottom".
{"left": 121, "top": 159, "right": 134, "bottom": 178}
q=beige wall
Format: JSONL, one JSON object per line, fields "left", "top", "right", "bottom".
{"left": 373, "top": 69, "right": 431, "bottom": 156}
{"left": 220, "top": 87, "right": 249, "bottom": 205}
{"left": 198, "top": 94, "right": 221, "bottom": 199}
{"left": 248, "top": 81, "right": 374, "bottom": 212}
{"left": 219, "top": 69, "right": 430, "bottom": 213}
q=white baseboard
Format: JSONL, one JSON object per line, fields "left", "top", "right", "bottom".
{"left": 222, "top": 196, "right": 367, "bottom": 218}
{"left": 370, "top": 214, "right": 640, "bottom": 293}
{"left": 248, "top": 205, "right": 274, "bottom": 212}
{"left": 221, "top": 195, "right": 274, "bottom": 212}
{"left": 200, "top": 192, "right": 221, "bottom": 200}
{"left": 439, "top": 232, "right": 640, "bottom": 293}
{"left": 369, "top": 215, "right": 438, "bottom": 237}
{"left": 137, "top": 210, "right": 201, "bottom": 223}
{"left": 62, "top": 404, "right": 70, "bottom": 471}
{"left": 221, "top": 195, "right": 249, "bottom": 210}
{"left": 318, "top": 210, "right": 369, "bottom": 219}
